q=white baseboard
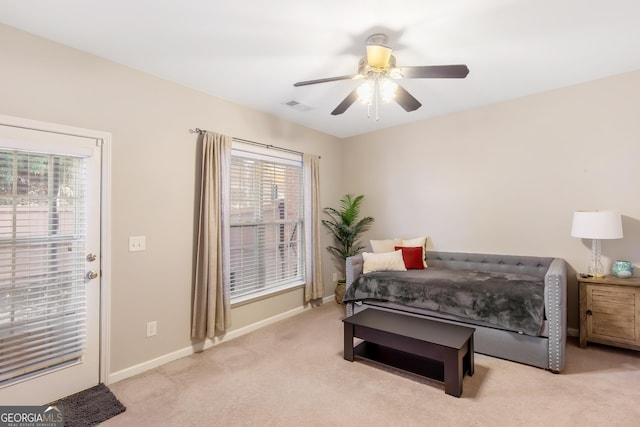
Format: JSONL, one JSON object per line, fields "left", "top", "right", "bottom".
{"left": 108, "top": 294, "right": 336, "bottom": 384}
{"left": 567, "top": 327, "right": 579, "bottom": 338}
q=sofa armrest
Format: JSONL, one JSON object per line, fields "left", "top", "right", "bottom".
{"left": 345, "top": 254, "right": 364, "bottom": 290}
{"left": 545, "top": 258, "right": 567, "bottom": 372}
{"left": 345, "top": 255, "right": 364, "bottom": 316}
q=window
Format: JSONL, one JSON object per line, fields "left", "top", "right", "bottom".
{"left": 228, "top": 143, "right": 304, "bottom": 300}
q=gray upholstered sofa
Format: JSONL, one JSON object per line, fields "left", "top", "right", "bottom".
{"left": 344, "top": 251, "right": 567, "bottom": 373}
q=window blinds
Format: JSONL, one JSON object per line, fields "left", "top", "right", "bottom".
{"left": 229, "top": 147, "right": 304, "bottom": 299}
{"left": 0, "top": 150, "right": 87, "bottom": 384}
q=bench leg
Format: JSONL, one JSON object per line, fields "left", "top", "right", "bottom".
{"left": 443, "top": 348, "right": 464, "bottom": 397}
{"left": 344, "top": 323, "right": 354, "bottom": 361}
{"left": 468, "top": 336, "right": 474, "bottom": 376}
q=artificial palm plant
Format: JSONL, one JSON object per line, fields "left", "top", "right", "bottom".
{"left": 323, "top": 194, "right": 374, "bottom": 302}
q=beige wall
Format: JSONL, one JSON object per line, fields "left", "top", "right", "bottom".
{"left": 344, "top": 70, "right": 640, "bottom": 329}
{"left": 0, "top": 24, "right": 344, "bottom": 374}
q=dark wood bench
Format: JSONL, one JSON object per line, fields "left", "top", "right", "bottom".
{"left": 343, "top": 308, "right": 475, "bottom": 397}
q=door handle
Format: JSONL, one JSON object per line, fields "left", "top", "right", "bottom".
{"left": 86, "top": 271, "right": 98, "bottom": 280}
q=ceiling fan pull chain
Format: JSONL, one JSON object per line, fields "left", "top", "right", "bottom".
{"left": 374, "top": 77, "right": 380, "bottom": 121}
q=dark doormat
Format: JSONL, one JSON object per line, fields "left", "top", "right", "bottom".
{"left": 48, "top": 383, "right": 126, "bottom": 427}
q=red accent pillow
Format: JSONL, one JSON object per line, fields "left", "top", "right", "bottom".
{"left": 394, "top": 246, "right": 425, "bottom": 270}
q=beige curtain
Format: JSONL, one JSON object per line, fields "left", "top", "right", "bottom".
{"left": 303, "top": 153, "right": 324, "bottom": 302}
{"left": 191, "top": 131, "right": 232, "bottom": 339}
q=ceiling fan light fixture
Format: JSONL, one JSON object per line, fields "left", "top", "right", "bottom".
{"left": 366, "top": 44, "right": 392, "bottom": 70}
{"left": 356, "top": 77, "right": 397, "bottom": 106}
{"left": 388, "top": 67, "right": 403, "bottom": 79}
{"left": 380, "top": 78, "right": 398, "bottom": 103}
{"left": 356, "top": 80, "right": 374, "bottom": 104}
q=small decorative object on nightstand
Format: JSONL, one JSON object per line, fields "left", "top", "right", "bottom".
{"left": 578, "top": 274, "right": 640, "bottom": 351}
{"left": 612, "top": 260, "right": 633, "bottom": 278}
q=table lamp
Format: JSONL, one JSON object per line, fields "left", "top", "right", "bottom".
{"left": 571, "top": 210, "right": 623, "bottom": 277}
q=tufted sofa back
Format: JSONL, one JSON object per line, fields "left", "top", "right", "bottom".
{"left": 425, "top": 251, "right": 553, "bottom": 278}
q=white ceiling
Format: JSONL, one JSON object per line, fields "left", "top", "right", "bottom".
{"left": 1, "top": 0, "right": 640, "bottom": 138}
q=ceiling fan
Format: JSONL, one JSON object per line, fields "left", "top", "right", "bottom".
{"left": 293, "top": 34, "right": 469, "bottom": 118}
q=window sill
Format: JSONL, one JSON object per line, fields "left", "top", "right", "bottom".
{"left": 230, "top": 281, "right": 305, "bottom": 308}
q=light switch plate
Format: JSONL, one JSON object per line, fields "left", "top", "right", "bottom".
{"left": 146, "top": 321, "right": 157, "bottom": 337}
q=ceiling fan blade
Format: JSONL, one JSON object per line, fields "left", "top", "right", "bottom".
{"left": 331, "top": 89, "right": 359, "bottom": 115}
{"left": 294, "top": 74, "right": 361, "bottom": 87}
{"left": 395, "top": 84, "right": 422, "bottom": 112}
{"left": 397, "top": 64, "right": 469, "bottom": 79}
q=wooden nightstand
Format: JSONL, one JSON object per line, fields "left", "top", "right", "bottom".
{"left": 578, "top": 274, "right": 640, "bottom": 351}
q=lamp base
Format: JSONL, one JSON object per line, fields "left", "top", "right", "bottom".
{"left": 588, "top": 239, "right": 606, "bottom": 278}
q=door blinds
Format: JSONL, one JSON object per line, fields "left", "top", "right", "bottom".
{"left": 229, "top": 146, "right": 304, "bottom": 299}
{"left": 0, "top": 149, "right": 87, "bottom": 384}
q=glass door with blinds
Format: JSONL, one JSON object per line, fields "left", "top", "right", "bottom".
{"left": 0, "top": 122, "right": 102, "bottom": 405}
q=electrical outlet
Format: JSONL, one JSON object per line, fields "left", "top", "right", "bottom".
{"left": 129, "top": 236, "right": 146, "bottom": 252}
{"left": 332, "top": 272, "right": 338, "bottom": 282}
{"left": 146, "top": 321, "right": 157, "bottom": 337}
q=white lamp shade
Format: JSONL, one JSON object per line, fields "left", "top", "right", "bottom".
{"left": 571, "top": 210, "right": 623, "bottom": 239}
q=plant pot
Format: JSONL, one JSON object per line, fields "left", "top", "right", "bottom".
{"left": 335, "top": 280, "right": 347, "bottom": 304}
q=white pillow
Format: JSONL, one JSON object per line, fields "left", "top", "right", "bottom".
{"left": 370, "top": 238, "right": 402, "bottom": 253}
{"left": 401, "top": 236, "right": 428, "bottom": 267}
{"left": 362, "top": 250, "right": 407, "bottom": 274}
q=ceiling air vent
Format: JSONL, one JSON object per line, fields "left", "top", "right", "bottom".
{"left": 283, "top": 100, "right": 312, "bottom": 112}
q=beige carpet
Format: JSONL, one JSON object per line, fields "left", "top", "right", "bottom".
{"left": 103, "top": 302, "right": 640, "bottom": 426}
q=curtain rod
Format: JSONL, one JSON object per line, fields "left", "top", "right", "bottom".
{"left": 190, "top": 128, "right": 318, "bottom": 158}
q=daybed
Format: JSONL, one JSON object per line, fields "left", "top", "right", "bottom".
{"left": 344, "top": 250, "right": 567, "bottom": 372}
